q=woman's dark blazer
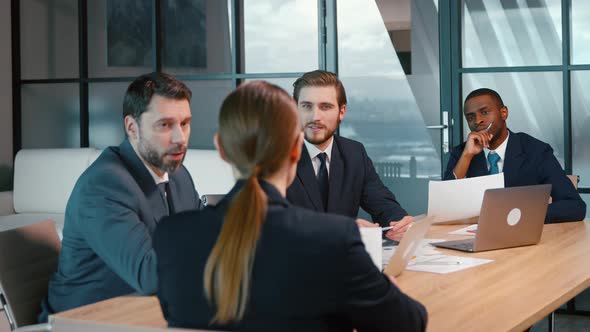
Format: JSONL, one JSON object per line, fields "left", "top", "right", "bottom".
{"left": 154, "top": 180, "right": 427, "bottom": 332}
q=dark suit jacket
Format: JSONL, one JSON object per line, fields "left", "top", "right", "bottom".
{"left": 154, "top": 180, "right": 427, "bottom": 332}
{"left": 444, "top": 130, "right": 586, "bottom": 223}
{"left": 287, "top": 136, "right": 407, "bottom": 226}
{"left": 39, "top": 139, "right": 200, "bottom": 321}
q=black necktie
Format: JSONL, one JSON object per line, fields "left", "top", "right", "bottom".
{"left": 158, "top": 182, "right": 172, "bottom": 215}
{"left": 317, "top": 152, "right": 329, "bottom": 211}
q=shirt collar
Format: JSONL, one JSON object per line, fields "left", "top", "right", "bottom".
{"left": 304, "top": 136, "right": 334, "bottom": 162}
{"left": 484, "top": 130, "right": 509, "bottom": 161}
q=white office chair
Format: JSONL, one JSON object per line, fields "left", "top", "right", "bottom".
{"left": 0, "top": 220, "right": 61, "bottom": 330}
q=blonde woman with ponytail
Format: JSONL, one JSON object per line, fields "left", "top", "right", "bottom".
{"left": 154, "top": 81, "right": 427, "bottom": 332}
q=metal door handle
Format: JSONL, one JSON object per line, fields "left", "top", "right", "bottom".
{"left": 426, "top": 125, "right": 448, "bottom": 129}
{"left": 425, "top": 111, "right": 450, "bottom": 153}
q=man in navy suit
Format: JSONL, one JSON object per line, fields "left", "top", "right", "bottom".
{"left": 286, "top": 70, "right": 412, "bottom": 241}
{"left": 39, "top": 72, "right": 201, "bottom": 321}
{"left": 444, "top": 88, "right": 585, "bottom": 223}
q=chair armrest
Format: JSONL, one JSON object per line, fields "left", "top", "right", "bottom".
{"left": 12, "top": 323, "right": 50, "bottom": 332}
{"left": 0, "top": 191, "right": 15, "bottom": 216}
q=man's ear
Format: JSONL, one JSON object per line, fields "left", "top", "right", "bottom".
{"left": 290, "top": 132, "right": 304, "bottom": 163}
{"left": 501, "top": 106, "right": 509, "bottom": 121}
{"left": 124, "top": 115, "right": 139, "bottom": 140}
{"left": 338, "top": 104, "right": 347, "bottom": 122}
{"left": 214, "top": 133, "right": 229, "bottom": 162}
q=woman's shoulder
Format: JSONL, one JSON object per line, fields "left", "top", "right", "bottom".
{"left": 272, "top": 205, "right": 359, "bottom": 243}
{"left": 154, "top": 207, "right": 222, "bottom": 245}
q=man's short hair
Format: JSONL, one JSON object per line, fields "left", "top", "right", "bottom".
{"left": 292, "top": 70, "right": 347, "bottom": 107}
{"left": 123, "top": 72, "right": 192, "bottom": 120}
{"left": 464, "top": 88, "right": 505, "bottom": 108}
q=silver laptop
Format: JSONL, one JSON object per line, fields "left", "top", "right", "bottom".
{"left": 433, "top": 184, "right": 551, "bottom": 253}
{"left": 384, "top": 214, "right": 434, "bottom": 277}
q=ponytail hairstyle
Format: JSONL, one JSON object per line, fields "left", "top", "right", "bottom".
{"left": 203, "top": 81, "right": 300, "bottom": 324}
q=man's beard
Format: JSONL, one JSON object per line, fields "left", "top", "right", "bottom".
{"left": 138, "top": 137, "right": 186, "bottom": 174}
{"left": 304, "top": 121, "right": 338, "bottom": 145}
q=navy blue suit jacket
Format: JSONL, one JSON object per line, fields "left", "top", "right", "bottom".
{"left": 40, "top": 139, "right": 200, "bottom": 321}
{"left": 287, "top": 136, "right": 407, "bottom": 226}
{"left": 444, "top": 131, "right": 586, "bottom": 223}
{"left": 154, "top": 180, "right": 427, "bottom": 332}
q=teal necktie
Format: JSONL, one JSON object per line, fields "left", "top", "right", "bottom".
{"left": 488, "top": 152, "right": 501, "bottom": 175}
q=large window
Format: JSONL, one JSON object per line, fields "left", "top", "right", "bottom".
{"left": 13, "top": 0, "right": 589, "bottom": 215}
{"left": 457, "top": 0, "right": 590, "bottom": 210}
{"left": 337, "top": 0, "right": 442, "bottom": 215}
{"left": 15, "top": 0, "right": 317, "bottom": 151}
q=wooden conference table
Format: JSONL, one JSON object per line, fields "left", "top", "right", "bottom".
{"left": 53, "top": 219, "right": 590, "bottom": 332}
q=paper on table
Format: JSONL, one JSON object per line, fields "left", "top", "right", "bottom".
{"left": 408, "top": 255, "right": 493, "bottom": 274}
{"left": 359, "top": 227, "right": 382, "bottom": 270}
{"left": 448, "top": 224, "right": 478, "bottom": 236}
{"left": 428, "top": 173, "right": 505, "bottom": 223}
{"left": 382, "top": 238, "right": 493, "bottom": 274}
{"left": 382, "top": 239, "right": 445, "bottom": 266}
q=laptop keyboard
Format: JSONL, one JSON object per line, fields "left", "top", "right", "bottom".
{"left": 451, "top": 241, "right": 474, "bottom": 251}
{"left": 435, "top": 239, "right": 475, "bottom": 252}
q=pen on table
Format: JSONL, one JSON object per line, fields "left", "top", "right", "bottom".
{"left": 415, "top": 261, "right": 461, "bottom": 265}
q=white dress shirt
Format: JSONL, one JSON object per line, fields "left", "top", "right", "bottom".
{"left": 304, "top": 137, "right": 334, "bottom": 178}
{"left": 484, "top": 131, "right": 510, "bottom": 173}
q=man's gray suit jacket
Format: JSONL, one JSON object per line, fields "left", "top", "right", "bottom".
{"left": 39, "top": 139, "right": 200, "bottom": 321}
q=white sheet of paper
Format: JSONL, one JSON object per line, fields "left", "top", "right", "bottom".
{"left": 382, "top": 239, "right": 446, "bottom": 266}
{"left": 359, "top": 227, "right": 382, "bottom": 270}
{"left": 428, "top": 173, "right": 505, "bottom": 223}
{"left": 407, "top": 255, "right": 493, "bottom": 274}
{"left": 382, "top": 238, "right": 493, "bottom": 274}
{"left": 448, "top": 224, "right": 478, "bottom": 236}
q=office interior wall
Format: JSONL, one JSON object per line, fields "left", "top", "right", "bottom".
{"left": 0, "top": 0, "right": 13, "bottom": 191}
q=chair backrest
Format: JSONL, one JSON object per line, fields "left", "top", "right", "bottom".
{"left": 13, "top": 148, "right": 101, "bottom": 214}
{"left": 0, "top": 220, "right": 61, "bottom": 329}
{"left": 183, "top": 149, "right": 234, "bottom": 196}
{"left": 567, "top": 175, "right": 579, "bottom": 189}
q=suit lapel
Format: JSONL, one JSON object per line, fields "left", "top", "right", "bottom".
{"left": 327, "top": 137, "right": 343, "bottom": 212}
{"left": 502, "top": 130, "right": 524, "bottom": 186}
{"left": 297, "top": 145, "right": 324, "bottom": 211}
{"left": 117, "top": 139, "right": 168, "bottom": 227}
{"left": 469, "top": 152, "right": 489, "bottom": 177}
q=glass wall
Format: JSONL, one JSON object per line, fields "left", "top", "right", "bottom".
{"left": 18, "top": 0, "right": 316, "bottom": 151}
{"left": 462, "top": 72, "right": 564, "bottom": 166}
{"left": 462, "top": 0, "right": 561, "bottom": 67}
{"left": 20, "top": 0, "right": 79, "bottom": 79}
{"left": 242, "top": 0, "right": 318, "bottom": 73}
{"left": 21, "top": 84, "right": 80, "bottom": 148}
{"left": 571, "top": 72, "right": 590, "bottom": 188}
{"left": 16, "top": 0, "right": 590, "bottom": 216}
{"left": 461, "top": 0, "right": 590, "bottom": 217}
{"left": 338, "top": 0, "right": 441, "bottom": 215}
